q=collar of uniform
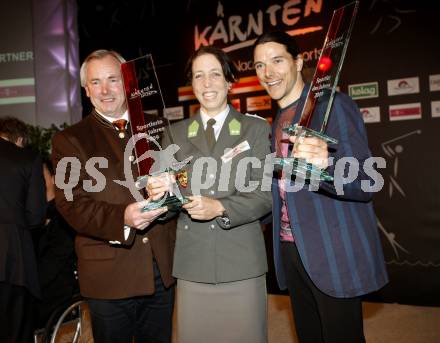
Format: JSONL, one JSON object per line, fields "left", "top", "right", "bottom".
{"left": 200, "top": 105, "right": 230, "bottom": 140}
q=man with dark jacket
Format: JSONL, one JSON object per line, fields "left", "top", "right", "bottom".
{"left": 253, "top": 31, "right": 388, "bottom": 343}
{"left": 0, "top": 117, "right": 47, "bottom": 343}
{"left": 52, "top": 50, "right": 176, "bottom": 343}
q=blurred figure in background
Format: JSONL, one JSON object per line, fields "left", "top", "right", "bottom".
{"left": 0, "top": 116, "right": 47, "bottom": 343}
{"left": 33, "top": 160, "right": 78, "bottom": 329}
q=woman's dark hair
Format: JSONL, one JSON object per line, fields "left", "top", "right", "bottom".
{"left": 253, "top": 31, "right": 301, "bottom": 59}
{"left": 185, "top": 46, "right": 238, "bottom": 84}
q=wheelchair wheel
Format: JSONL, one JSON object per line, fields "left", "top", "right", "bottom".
{"left": 39, "top": 296, "right": 92, "bottom": 343}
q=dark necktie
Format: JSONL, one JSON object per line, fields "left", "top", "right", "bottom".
{"left": 112, "top": 119, "right": 128, "bottom": 138}
{"left": 205, "top": 118, "right": 216, "bottom": 151}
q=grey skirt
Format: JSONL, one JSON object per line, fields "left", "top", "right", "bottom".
{"left": 176, "top": 275, "right": 267, "bottom": 343}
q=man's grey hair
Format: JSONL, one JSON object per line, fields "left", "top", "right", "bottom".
{"left": 79, "top": 49, "right": 126, "bottom": 87}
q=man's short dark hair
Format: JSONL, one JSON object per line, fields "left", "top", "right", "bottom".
{"left": 253, "top": 31, "right": 301, "bottom": 59}
{"left": 185, "top": 46, "right": 238, "bottom": 84}
{"left": 0, "top": 116, "right": 29, "bottom": 145}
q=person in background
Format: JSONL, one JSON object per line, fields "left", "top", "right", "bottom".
{"left": 52, "top": 49, "right": 176, "bottom": 343}
{"left": 253, "top": 31, "right": 388, "bottom": 343}
{"left": 148, "top": 46, "right": 272, "bottom": 343}
{"left": 33, "top": 160, "right": 78, "bottom": 329}
{"left": 0, "top": 116, "right": 47, "bottom": 343}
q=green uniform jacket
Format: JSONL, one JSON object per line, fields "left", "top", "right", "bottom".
{"left": 168, "top": 106, "right": 272, "bottom": 283}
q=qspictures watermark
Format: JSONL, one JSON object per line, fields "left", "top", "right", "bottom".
{"left": 55, "top": 133, "right": 386, "bottom": 202}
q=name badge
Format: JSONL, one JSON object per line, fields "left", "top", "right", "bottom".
{"left": 221, "top": 141, "right": 250, "bottom": 163}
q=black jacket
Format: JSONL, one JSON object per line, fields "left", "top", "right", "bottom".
{"left": 0, "top": 138, "right": 46, "bottom": 297}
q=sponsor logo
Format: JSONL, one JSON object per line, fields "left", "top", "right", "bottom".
{"left": 194, "top": 1, "right": 323, "bottom": 53}
{"left": 389, "top": 103, "right": 422, "bottom": 121}
{"left": 129, "top": 83, "right": 158, "bottom": 100}
{"left": 178, "top": 85, "right": 195, "bottom": 102}
{"left": 301, "top": 47, "right": 322, "bottom": 63}
{"left": 164, "top": 106, "right": 184, "bottom": 121}
{"left": 143, "top": 109, "right": 158, "bottom": 116}
{"left": 387, "top": 77, "right": 419, "bottom": 96}
{"left": 246, "top": 95, "right": 271, "bottom": 112}
{"left": 348, "top": 82, "right": 379, "bottom": 99}
{"left": 189, "top": 104, "right": 201, "bottom": 117}
{"left": 234, "top": 59, "right": 254, "bottom": 72}
{"left": 0, "top": 78, "right": 35, "bottom": 105}
{"left": 231, "top": 76, "right": 264, "bottom": 94}
{"left": 360, "top": 106, "right": 380, "bottom": 123}
{"left": 231, "top": 98, "right": 241, "bottom": 112}
{"left": 429, "top": 74, "right": 440, "bottom": 92}
{"left": 0, "top": 51, "right": 33, "bottom": 63}
{"left": 431, "top": 100, "right": 440, "bottom": 118}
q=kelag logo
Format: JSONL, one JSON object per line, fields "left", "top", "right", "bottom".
{"left": 348, "top": 82, "right": 379, "bottom": 100}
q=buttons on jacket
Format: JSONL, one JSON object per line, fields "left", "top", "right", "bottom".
{"left": 129, "top": 155, "right": 135, "bottom": 162}
{"left": 181, "top": 224, "right": 215, "bottom": 230}
{"left": 142, "top": 237, "right": 149, "bottom": 244}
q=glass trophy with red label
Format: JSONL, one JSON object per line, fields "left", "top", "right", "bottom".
{"left": 275, "top": 1, "right": 359, "bottom": 182}
{"left": 121, "top": 54, "right": 188, "bottom": 211}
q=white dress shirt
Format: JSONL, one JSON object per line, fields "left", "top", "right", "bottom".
{"left": 96, "top": 110, "right": 129, "bottom": 124}
{"left": 200, "top": 106, "right": 230, "bottom": 141}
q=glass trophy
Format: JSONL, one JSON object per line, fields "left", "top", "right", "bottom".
{"left": 275, "top": 1, "right": 359, "bottom": 182}
{"left": 121, "top": 54, "right": 188, "bottom": 211}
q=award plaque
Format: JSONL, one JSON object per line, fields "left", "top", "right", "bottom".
{"left": 121, "top": 54, "right": 188, "bottom": 211}
{"left": 276, "top": 1, "right": 359, "bottom": 182}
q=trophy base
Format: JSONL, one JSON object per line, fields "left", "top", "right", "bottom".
{"left": 141, "top": 195, "right": 189, "bottom": 212}
{"left": 274, "top": 157, "right": 333, "bottom": 182}
{"left": 282, "top": 124, "right": 338, "bottom": 144}
{"left": 277, "top": 124, "right": 336, "bottom": 182}
{"left": 135, "top": 170, "right": 189, "bottom": 212}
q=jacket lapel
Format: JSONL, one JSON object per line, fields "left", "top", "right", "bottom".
{"left": 212, "top": 106, "right": 243, "bottom": 158}
{"left": 90, "top": 111, "right": 128, "bottom": 174}
{"left": 188, "top": 106, "right": 244, "bottom": 158}
{"left": 187, "top": 114, "right": 211, "bottom": 156}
